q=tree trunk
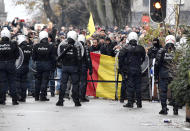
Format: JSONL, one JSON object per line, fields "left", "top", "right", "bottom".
{"left": 96, "top": 0, "right": 106, "bottom": 26}
{"left": 104, "top": 0, "right": 115, "bottom": 27}
{"left": 58, "top": 0, "right": 64, "bottom": 27}
{"left": 111, "top": 0, "right": 131, "bottom": 28}
{"left": 43, "top": 0, "right": 58, "bottom": 24}
{"left": 84, "top": 0, "right": 101, "bottom": 25}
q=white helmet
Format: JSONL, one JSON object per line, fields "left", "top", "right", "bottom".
{"left": 165, "top": 35, "right": 176, "bottom": 44}
{"left": 67, "top": 31, "right": 77, "bottom": 41}
{"left": 39, "top": 31, "right": 48, "bottom": 41}
{"left": 1, "top": 28, "right": 11, "bottom": 39}
{"left": 128, "top": 32, "right": 138, "bottom": 42}
{"left": 78, "top": 34, "right": 86, "bottom": 43}
{"left": 17, "top": 35, "right": 26, "bottom": 45}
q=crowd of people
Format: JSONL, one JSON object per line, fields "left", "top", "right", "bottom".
{"left": 0, "top": 17, "right": 188, "bottom": 115}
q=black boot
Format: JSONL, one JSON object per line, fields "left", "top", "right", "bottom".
{"left": 159, "top": 107, "right": 168, "bottom": 115}
{"left": 137, "top": 101, "right": 142, "bottom": 108}
{"left": 40, "top": 96, "right": 49, "bottom": 101}
{"left": 80, "top": 97, "right": 90, "bottom": 102}
{"left": 123, "top": 102, "right": 133, "bottom": 108}
{"left": 19, "top": 98, "right": 26, "bottom": 102}
{"left": 35, "top": 95, "right": 39, "bottom": 101}
{"left": 75, "top": 101, "right": 82, "bottom": 107}
{"left": 12, "top": 100, "right": 19, "bottom": 105}
{"left": 56, "top": 100, "right": 64, "bottom": 106}
{"left": 173, "top": 107, "right": 178, "bottom": 115}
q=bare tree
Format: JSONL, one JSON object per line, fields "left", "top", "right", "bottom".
{"left": 14, "top": 0, "right": 132, "bottom": 28}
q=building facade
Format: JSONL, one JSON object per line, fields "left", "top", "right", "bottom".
{"left": 0, "top": 0, "right": 7, "bottom": 23}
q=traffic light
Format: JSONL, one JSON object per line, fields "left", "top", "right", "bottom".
{"left": 150, "top": 0, "right": 167, "bottom": 23}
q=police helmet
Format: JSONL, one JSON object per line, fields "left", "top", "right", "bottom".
{"left": 78, "top": 34, "right": 86, "bottom": 43}
{"left": 1, "top": 28, "right": 11, "bottom": 39}
{"left": 17, "top": 35, "right": 27, "bottom": 45}
{"left": 165, "top": 35, "right": 176, "bottom": 45}
{"left": 165, "top": 35, "right": 176, "bottom": 51}
{"left": 67, "top": 31, "right": 78, "bottom": 41}
{"left": 39, "top": 31, "right": 48, "bottom": 41}
{"left": 128, "top": 32, "right": 138, "bottom": 42}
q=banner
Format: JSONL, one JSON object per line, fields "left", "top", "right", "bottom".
{"left": 86, "top": 12, "right": 96, "bottom": 39}
{"left": 86, "top": 53, "right": 122, "bottom": 100}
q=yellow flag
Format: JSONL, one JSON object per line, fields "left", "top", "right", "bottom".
{"left": 86, "top": 12, "right": 95, "bottom": 39}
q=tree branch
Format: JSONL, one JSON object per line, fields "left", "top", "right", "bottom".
{"left": 42, "top": 0, "right": 58, "bottom": 24}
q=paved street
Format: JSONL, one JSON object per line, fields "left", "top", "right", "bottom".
{"left": 0, "top": 96, "right": 189, "bottom": 131}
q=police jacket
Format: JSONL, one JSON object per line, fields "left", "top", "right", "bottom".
{"left": 32, "top": 39, "right": 55, "bottom": 62}
{"left": 59, "top": 42, "right": 82, "bottom": 66}
{"left": 148, "top": 45, "right": 162, "bottom": 59}
{"left": 0, "top": 38, "right": 19, "bottom": 61}
{"left": 119, "top": 44, "right": 146, "bottom": 74}
{"left": 155, "top": 47, "right": 175, "bottom": 79}
{"left": 19, "top": 41, "right": 32, "bottom": 65}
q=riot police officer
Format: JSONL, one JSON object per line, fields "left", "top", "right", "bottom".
{"left": 78, "top": 34, "right": 93, "bottom": 102}
{"left": 15, "top": 35, "right": 32, "bottom": 102}
{"left": 148, "top": 38, "right": 162, "bottom": 60}
{"left": 32, "top": 31, "right": 55, "bottom": 101}
{"left": 56, "top": 31, "right": 82, "bottom": 106}
{"left": 119, "top": 32, "right": 146, "bottom": 108}
{"left": 155, "top": 35, "right": 178, "bottom": 115}
{"left": 0, "top": 28, "right": 20, "bottom": 105}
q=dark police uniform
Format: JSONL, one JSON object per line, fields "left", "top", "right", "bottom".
{"left": 56, "top": 39, "right": 82, "bottom": 106}
{"left": 32, "top": 38, "right": 55, "bottom": 101}
{"left": 155, "top": 43, "right": 178, "bottom": 115}
{"left": 79, "top": 41, "right": 92, "bottom": 102}
{"left": 15, "top": 41, "right": 32, "bottom": 102}
{"left": 119, "top": 44, "right": 129, "bottom": 103}
{"left": 148, "top": 38, "right": 162, "bottom": 61}
{"left": 119, "top": 41, "right": 145, "bottom": 108}
{"left": 0, "top": 38, "right": 19, "bottom": 105}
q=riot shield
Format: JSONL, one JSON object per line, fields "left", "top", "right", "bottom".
{"left": 15, "top": 47, "right": 24, "bottom": 69}
{"left": 141, "top": 55, "right": 149, "bottom": 73}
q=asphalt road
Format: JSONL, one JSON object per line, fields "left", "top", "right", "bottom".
{"left": 0, "top": 96, "right": 190, "bottom": 131}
